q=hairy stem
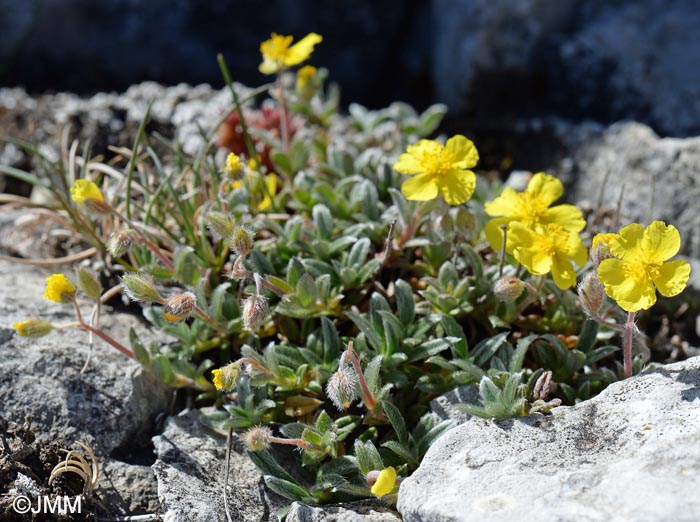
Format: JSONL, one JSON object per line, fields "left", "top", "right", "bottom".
{"left": 623, "top": 311, "right": 636, "bottom": 378}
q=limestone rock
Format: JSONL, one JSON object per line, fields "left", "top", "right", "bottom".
{"left": 286, "top": 500, "right": 401, "bottom": 522}
{"left": 398, "top": 356, "right": 700, "bottom": 522}
{"left": 152, "top": 409, "right": 283, "bottom": 522}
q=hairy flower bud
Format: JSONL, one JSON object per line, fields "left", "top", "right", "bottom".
{"left": 163, "top": 292, "right": 196, "bottom": 322}
{"left": 121, "top": 273, "right": 161, "bottom": 303}
{"left": 590, "top": 233, "right": 616, "bottom": 267}
{"left": 533, "top": 370, "right": 556, "bottom": 401}
{"left": 326, "top": 368, "right": 359, "bottom": 411}
{"left": 578, "top": 271, "right": 605, "bottom": 316}
{"left": 229, "top": 226, "right": 255, "bottom": 257}
{"left": 493, "top": 276, "right": 525, "bottom": 303}
{"left": 212, "top": 362, "right": 241, "bottom": 391}
{"left": 242, "top": 294, "right": 269, "bottom": 330}
{"left": 206, "top": 211, "right": 235, "bottom": 241}
{"left": 76, "top": 268, "right": 102, "bottom": 300}
{"left": 107, "top": 230, "right": 135, "bottom": 257}
{"left": 13, "top": 318, "right": 54, "bottom": 338}
{"left": 241, "top": 426, "right": 272, "bottom": 452}
{"left": 70, "top": 179, "right": 109, "bottom": 213}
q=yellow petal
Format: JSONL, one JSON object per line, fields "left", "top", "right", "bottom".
{"left": 401, "top": 173, "right": 438, "bottom": 201}
{"left": 642, "top": 221, "right": 681, "bottom": 263}
{"left": 371, "top": 467, "right": 396, "bottom": 497}
{"left": 609, "top": 223, "right": 644, "bottom": 261}
{"left": 258, "top": 174, "right": 278, "bottom": 211}
{"left": 654, "top": 259, "right": 691, "bottom": 297}
{"left": 551, "top": 255, "right": 577, "bottom": 289}
{"left": 509, "top": 224, "right": 552, "bottom": 275}
{"left": 484, "top": 187, "right": 519, "bottom": 217}
{"left": 567, "top": 234, "right": 589, "bottom": 267}
{"left": 285, "top": 33, "right": 323, "bottom": 67}
{"left": 438, "top": 169, "right": 476, "bottom": 205}
{"left": 259, "top": 58, "right": 280, "bottom": 74}
{"left": 544, "top": 204, "right": 586, "bottom": 232}
{"left": 598, "top": 258, "right": 656, "bottom": 312}
{"left": 393, "top": 150, "right": 425, "bottom": 175}
{"left": 485, "top": 217, "right": 511, "bottom": 252}
{"left": 526, "top": 173, "right": 562, "bottom": 206}
{"left": 445, "top": 135, "right": 479, "bottom": 169}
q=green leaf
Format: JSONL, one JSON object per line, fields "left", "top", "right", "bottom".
{"left": 264, "top": 476, "right": 310, "bottom": 503}
{"left": 395, "top": 279, "right": 415, "bottom": 326}
{"left": 381, "top": 400, "right": 408, "bottom": 445}
{"left": 321, "top": 317, "right": 341, "bottom": 365}
{"left": 418, "top": 103, "right": 447, "bottom": 136}
{"left": 346, "top": 237, "right": 371, "bottom": 267}
{"left": 173, "top": 245, "right": 202, "bottom": 285}
{"left": 287, "top": 257, "right": 305, "bottom": 287}
{"left": 296, "top": 274, "right": 317, "bottom": 308}
{"left": 313, "top": 204, "right": 334, "bottom": 240}
{"left": 585, "top": 345, "right": 619, "bottom": 365}
{"left": 129, "top": 327, "right": 151, "bottom": 367}
{"left": 353, "top": 440, "right": 384, "bottom": 475}
{"left": 576, "top": 319, "right": 599, "bottom": 353}
{"left": 441, "top": 315, "right": 468, "bottom": 359}
{"left": 249, "top": 250, "right": 275, "bottom": 276}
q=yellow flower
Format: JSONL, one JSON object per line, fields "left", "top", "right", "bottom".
{"left": 43, "top": 274, "right": 77, "bottom": 303}
{"left": 297, "top": 65, "right": 317, "bottom": 88}
{"left": 484, "top": 173, "right": 585, "bottom": 251}
{"left": 597, "top": 221, "right": 691, "bottom": 312}
{"left": 371, "top": 466, "right": 397, "bottom": 497}
{"left": 13, "top": 318, "right": 53, "bottom": 338}
{"left": 212, "top": 362, "right": 241, "bottom": 391}
{"left": 71, "top": 180, "right": 107, "bottom": 212}
{"left": 259, "top": 32, "right": 322, "bottom": 75}
{"left": 223, "top": 153, "right": 243, "bottom": 175}
{"left": 393, "top": 135, "right": 479, "bottom": 205}
{"left": 508, "top": 222, "right": 588, "bottom": 289}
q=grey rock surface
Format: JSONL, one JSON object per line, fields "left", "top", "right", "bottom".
{"left": 433, "top": 0, "right": 700, "bottom": 136}
{"left": 286, "top": 500, "right": 401, "bottom": 522}
{"left": 0, "top": 258, "right": 171, "bottom": 516}
{"left": 398, "top": 356, "right": 700, "bottom": 522}
{"left": 152, "top": 409, "right": 283, "bottom": 522}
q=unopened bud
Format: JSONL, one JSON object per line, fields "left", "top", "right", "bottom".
{"left": 326, "top": 368, "right": 359, "bottom": 411}
{"left": 296, "top": 65, "right": 317, "bottom": 100}
{"left": 241, "top": 426, "right": 272, "bottom": 452}
{"left": 242, "top": 294, "right": 269, "bottom": 330}
{"left": 206, "top": 211, "right": 235, "bottom": 241}
{"left": 13, "top": 318, "right": 54, "bottom": 338}
{"left": 121, "top": 273, "right": 161, "bottom": 303}
{"left": 533, "top": 370, "right": 555, "bottom": 401}
{"left": 493, "top": 276, "right": 525, "bottom": 303}
{"left": 163, "top": 292, "right": 196, "bottom": 322}
{"left": 43, "top": 274, "right": 76, "bottom": 304}
{"left": 590, "top": 233, "right": 616, "bottom": 266}
{"left": 229, "top": 226, "right": 254, "bottom": 257}
{"left": 578, "top": 271, "right": 605, "bottom": 316}
{"left": 222, "top": 152, "right": 243, "bottom": 175}
{"left": 76, "top": 268, "right": 102, "bottom": 300}
{"left": 212, "top": 362, "right": 241, "bottom": 391}
{"left": 108, "top": 230, "right": 135, "bottom": 257}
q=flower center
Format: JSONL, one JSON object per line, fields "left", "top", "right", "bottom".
{"left": 420, "top": 147, "right": 454, "bottom": 177}
{"left": 536, "top": 224, "right": 568, "bottom": 256}
{"left": 623, "top": 260, "right": 661, "bottom": 283}
{"left": 514, "top": 193, "right": 550, "bottom": 228}
{"left": 263, "top": 35, "right": 293, "bottom": 60}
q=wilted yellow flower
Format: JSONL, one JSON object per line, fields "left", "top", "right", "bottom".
{"left": 43, "top": 274, "right": 76, "bottom": 303}
{"left": 70, "top": 180, "right": 107, "bottom": 212}
{"left": 508, "top": 222, "right": 588, "bottom": 290}
{"left": 394, "top": 135, "right": 479, "bottom": 205}
{"left": 163, "top": 292, "right": 196, "bottom": 323}
{"left": 259, "top": 32, "right": 322, "bottom": 75}
{"left": 590, "top": 233, "right": 617, "bottom": 266}
{"left": 13, "top": 318, "right": 53, "bottom": 338}
{"left": 597, "top": 221, "right": 691, "bottom": 312}
{"left": 212, "top": 362, "right": 241, "bottom": 391}
{"left": 484, "top": 173, "right": 585, "bottom": 251}
{"left": 370, "top": 466, "right": 397, "bottom": 497}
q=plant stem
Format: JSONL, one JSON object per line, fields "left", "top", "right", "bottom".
{"left": 498, "top": 224, "right": 508, "bottom": 277}
{"left": 231, "top": 257, "right": 287, "bottom": 297}
{"left": 345, "top": 342, "right": 377, "bottom": 412}
{"left": 276, "top": 71, "right": 290, "bottom": 153}
{"left": 268, "top": 436, "right": 322, "bottom": 452}
{"left": 623, "top": 311, "right": 636, "bottom": 378}
{"left": 223, "top": 427, "right": 234, "bottom": 522}
{"left": 78, "top": 323, "right": 135, "bottom": 360}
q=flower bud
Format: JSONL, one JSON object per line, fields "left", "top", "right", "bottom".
{"left": 43, "top": 274, "right": 76, "bottom": 303}
{"left": 578, "top": 271, "right": 605, "bottom": 316}
{"left": 163, "top": 292, "right": 196, "bottom": 322}
{"left": 242, "top": 294, "right": 269, "bottom": 330}
{"left": 76, "top": 268, "right": 102, "bottom": 300}
{"left": 326, "top": 368, "right": 358, "bottom": 411}
{"left": 370, "top": 467, "right": 397, "bottom": 497}
{"left": 13, "top": 318, "right": 54, "bottom": 338}
{"left": 229, "top": 226, "right": 255, "bottom": 257}
{"left": 296, "top": 65, "right": 317, "bottom": 100}
{"left": 241, "top": 426, "right": 272, "bottom": 452}
{"left": 206, "top": 211, "right": 235, "bottom": 241}
{"left": 590, "top": 233, "right": 616, "bottom": 267}
{"left": 121, "top": 273, "right": 161, "bottom": 303}
{"left": 107, "top": 230, "right": 135, "bottom": 257}
{"left": 532, "top": 370, "right": 555, "bottom": 401}
{"left": 493, "top": 276, "right": 525, "bottom": 303}
{"left": 212, "top": 362, "right": 241, "bottom": 391}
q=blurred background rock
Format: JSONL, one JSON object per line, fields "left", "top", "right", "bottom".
{"left": 2, "top": 0, "right": 700, "bottom": 137}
